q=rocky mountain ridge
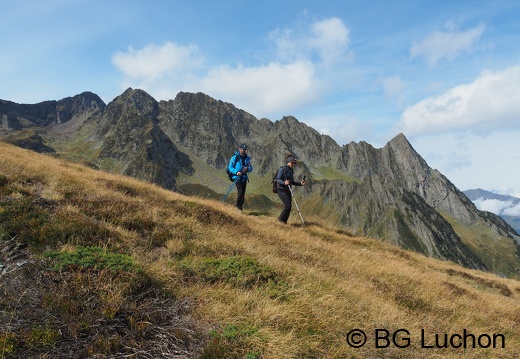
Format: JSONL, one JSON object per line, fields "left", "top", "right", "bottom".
{"left": 1, "top": 92, "right": 104, "bottom": 130}
{"left": 1, "top": 88, "right": 519, "bottom": 277}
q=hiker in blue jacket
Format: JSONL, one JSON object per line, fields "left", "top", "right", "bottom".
{"left": 276, "top": 156, "right": 305, "bottom": 223}
{"left": 228, "top": 143, "right": 253, "bottom": 213}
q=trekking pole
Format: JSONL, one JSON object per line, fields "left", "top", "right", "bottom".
{"left": 288, "top": 184, "right": 305, "bottom": 225}
{"left": 221, "top": 177, "right": 239, "bottom": 202}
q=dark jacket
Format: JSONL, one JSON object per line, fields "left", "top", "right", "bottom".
{"left": 276, "top": 165, "right": 302, "bottom": 190}
{"left": 228, "top": 151, "right": 253, "bottom": 182}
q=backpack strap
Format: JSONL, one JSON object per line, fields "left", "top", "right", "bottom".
{"left": 277, "top": 165, "right": 287, "bottom": 186}
{"left": 230, "top": 153, "right": 239, "bottom": 169}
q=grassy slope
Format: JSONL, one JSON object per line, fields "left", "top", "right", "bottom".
{"left": 443, "top": 211, "right": 520, "bottom": 278}
{"left": 1, "top": 142, "right": 520, "bottom": 358}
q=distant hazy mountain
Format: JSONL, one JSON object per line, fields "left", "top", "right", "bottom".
{"left": 464, "top": 189, "right": 520, "bottom": 235}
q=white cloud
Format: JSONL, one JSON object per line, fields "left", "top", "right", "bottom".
{"left": 410, "top": 22, "right": 485, "bottom": 66}
{"left": 112, "top": 41, "right": 204, "bottom": 82}
{"left": 111, "top": 17, "right": 351, "bottom": 118}
{"left": 503, "top": 203, "right": 520, "bottom": 217}
{"left": 112, "top": 42, "right": 321, "bottom": 118}
{"left": 496, "top": 188, "right": 520, "bottom": 198}
{"left": 200, "top": 61, "right": 321, "bottom": 115}
{"left": 269, "top": 17, "right": 350, "bottom": 66}
{"left": 308, "top": 17, "right": 350, "bottom": 65}
{"left": 397, "top": 65, "right": 520, "bottom": 136}
{"left": 307, "top": 113, "right": 373, "bottom": 147}
{"left": 473, "top": 198, "right": 511, "bottom": 215}
{"left": 502, "top": 203, "right": 520, "bottom": 217}
{"left": 473, "top": 198, "right": 520, "bottom": 217}
{"left": 408, "top": 130, "right": 520, "bottom": 200}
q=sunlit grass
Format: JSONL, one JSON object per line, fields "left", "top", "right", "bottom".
{"left": 1, "top": 142, "right": 520, "bottom": 358}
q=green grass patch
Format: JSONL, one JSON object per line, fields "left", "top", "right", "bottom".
{"left": 311, "top": 166, "right": 361, "bottom": 182}
{"left": 180, "top": 256, "right": 289, "bottom": 299}
{"left": 26, "top": 325, "right": 61, "bottom": 348}
{"left": 45, "top": 246, "right": 141, "bottom": 273}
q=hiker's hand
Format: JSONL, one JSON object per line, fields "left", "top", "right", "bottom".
{"left": 284, "top": 180, "right": 290, "bottom": 185}
{"left": 301, "top": 180, "right": 305, "bottom": 186}
{"left": 237, "top": 172, "right": 242, "bottom": 176}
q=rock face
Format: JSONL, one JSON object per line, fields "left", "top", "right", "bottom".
{"left": 1, "top": 88, "right": 519, "bottom": 275}
{"left": 338, "top": 135, "right": 515, "bottom": 233}
{"left": 313, "top": 174, "right": 486, "bottom": 269}
{"left": 0, "top": 92, "right": 104, "bottom": 130}
{"left": 88, "top": 89, "right": 193, "bottom": 190}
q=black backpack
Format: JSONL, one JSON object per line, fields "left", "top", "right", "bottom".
{"left": 272, "top": 166, "right": 284, "bottom": 193}
{"left": 226, "top": 167, "right": 234, "bottom": 182}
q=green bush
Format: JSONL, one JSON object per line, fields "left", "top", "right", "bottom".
{"left": 180, "top": 255, "right": 289, "bottom": 299}
{"left": 45, "top": 246, "right": 141, "bottom": 273}
{"left": 181, "top": 256, "right": 275, "bottom": 287}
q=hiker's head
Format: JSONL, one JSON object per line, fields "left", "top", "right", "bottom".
{"left": 238, "top": 143, "right": 248, "bottom": 155}
{"left": 287, "top": 156, "right": 297, "bottom": 168}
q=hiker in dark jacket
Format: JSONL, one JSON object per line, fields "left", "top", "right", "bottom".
{"left": 276, "top": 156, "right": 305, "bottom": 223}
{"left": 228, "top": 143, "right": 253, "bottom": 213}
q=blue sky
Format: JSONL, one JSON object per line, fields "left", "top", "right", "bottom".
{"left": 2, "top": 0, "right": 520, "bottom": 200}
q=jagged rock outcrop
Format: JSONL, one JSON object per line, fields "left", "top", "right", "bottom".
{"left": 336, "top": 134, "right": 478, "bottom": 224}
{"left": 0, "top": 92, "right": 104, "bottom": 131}
{"left": 331, "top": 135, "right": 518, "bottom": 238}
{"left": 312, "top": 175, "right": 487, "bottom": 268}
{"left": 88, "top": 89, "right": 193, "bottom": 190}
{"left": 158, "top": 92, "right": 264, "bottom": 169}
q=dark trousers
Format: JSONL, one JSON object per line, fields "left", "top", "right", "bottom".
{"left": 277, "top": 188, "right": 292, "bottom": 223}
{"left": 236, "top": 180, "right": 247, "bottom": 210}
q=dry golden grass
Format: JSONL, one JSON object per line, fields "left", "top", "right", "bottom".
{"left": 1, "top": 141, "right": 520, "bottom": 358}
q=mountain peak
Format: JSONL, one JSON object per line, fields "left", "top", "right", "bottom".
{"left": 385, "top": 132, "right": 414, "bottom": 151}
{"left": 117, "top": 88, "right": 157, "bottom": 103}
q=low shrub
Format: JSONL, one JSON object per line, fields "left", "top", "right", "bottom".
{"left": 45, "top": 246, "right": 141, "bottom": 273}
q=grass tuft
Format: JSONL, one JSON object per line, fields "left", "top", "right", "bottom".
{"left": 45, "top": 246, "right": 141, "bottom": 273}
{"left": 201, "top": 324, "right": 261, "bottom": 359}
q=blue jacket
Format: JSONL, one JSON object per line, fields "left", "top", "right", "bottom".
{"left": 228, "top": 151, "right": 252, "bottom": 182}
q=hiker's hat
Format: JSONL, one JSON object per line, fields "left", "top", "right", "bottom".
{"left": 239, "top": 143, "right": 248, "bottom": 150}
{"left": 287, "top": 156, "right": 296, "bottom": 163}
